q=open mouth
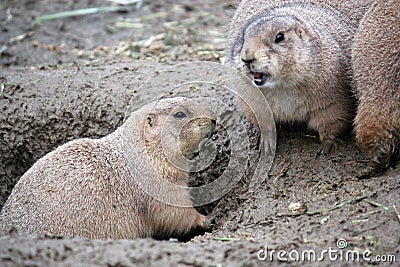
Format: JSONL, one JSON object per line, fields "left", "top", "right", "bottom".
{"left": 252, "top": 72, "right": 269, "bottom": 87}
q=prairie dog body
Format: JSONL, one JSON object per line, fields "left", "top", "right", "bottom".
{"left": 353, "top": 0, "right": 400, "bottom": 172}
{"left": 227, "top": 0, "right": 360, "bottom": 149}
{"left": 229, "top": 0, "right": 398, "bottom": 172}
{"left": 0, "top": 97, "right": 216, "bottom": 240}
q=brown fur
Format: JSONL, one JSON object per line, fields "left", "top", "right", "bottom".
{"left": 0, "top": 97, "right": 216, "bottom": 240}
{"left": 353, "top": 0, "right": 400, "bottom": 171}
{"left": 225, "top": 0, "right": 374, "bottom": 148}
{"left": 228, "top": 0, "right": 374, "bottom": 53}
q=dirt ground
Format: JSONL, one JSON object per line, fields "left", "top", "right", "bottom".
{"left": 0, "top": 0, "right": 399, "bottom": 266}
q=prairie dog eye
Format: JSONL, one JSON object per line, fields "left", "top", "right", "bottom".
{"left": 173, "top": 111, "right": 187, "bottom": 119}
{"left": 275, "top": 32, "right": 285, "bottom": 43}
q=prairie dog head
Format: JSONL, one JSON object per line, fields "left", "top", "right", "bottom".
{"left": 238, "top": 16, "right": 313, "bottom": 89}
{"left": 142, "top": 97, "right": 216, "bottom": 173}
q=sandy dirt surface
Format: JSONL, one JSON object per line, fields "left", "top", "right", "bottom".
{"left": 0, "top": 0, "right": 399, "bottom": 266}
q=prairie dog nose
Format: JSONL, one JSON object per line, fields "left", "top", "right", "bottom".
{"left": 241, "top": 58, "right": 255, "bottom": 65}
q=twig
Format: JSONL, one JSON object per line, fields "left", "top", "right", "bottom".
{"left": 106, "top": 0, "right": 143, "bottom": 5}
{"left": 306, "top": 195, "right": 369, "bottom": 216}
{"left": 214, "top": 237, "right": 241, "bottom": 241}
{"left": 327, "top": 195, "right": 369, "bottom": 212}
{"left": 364, "top": 199, "right": 390, "bottom": 211}
{"left": 393, "top": 205, "right": 400, "bottom": 224}
{"left": 36, "top": 6, "right": 132, "bottom": 23}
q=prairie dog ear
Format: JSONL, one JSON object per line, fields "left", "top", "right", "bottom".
{"left": 295, "top": 27, "right": 307, "bottom": 39}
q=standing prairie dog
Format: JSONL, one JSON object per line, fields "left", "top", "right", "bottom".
{"left": 227, "top": 0, "right": 359, "bottom": 152}
{"left": 229, "top": 0, "right": 398, "bottom": 173}
{"left": 0, "top": 97, "right": 216, "bottom": 240}
{"left": 353, "top": 0, "right": 400, "bottom": 174}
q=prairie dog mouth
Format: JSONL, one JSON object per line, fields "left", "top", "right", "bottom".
{"left": 252, "top": 72, "right": 269, "bottom": 87}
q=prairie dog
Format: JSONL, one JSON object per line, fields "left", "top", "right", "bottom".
{"left": 227, "top": 1, "right": 357, "bottom": 150}
{"left": 353, "top": 0, "right": 400, "bottom": 174}
{"left": 0, "top": 97, "right": 216, "bottom": 240}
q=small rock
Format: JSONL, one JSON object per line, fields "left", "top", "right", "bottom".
{"left": 288, "top": 202, "right": 308, "bottom": 215}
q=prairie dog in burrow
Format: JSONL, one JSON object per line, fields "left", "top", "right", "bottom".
{"left": 0, "top": 97, "right": 216, "bottom": 240}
